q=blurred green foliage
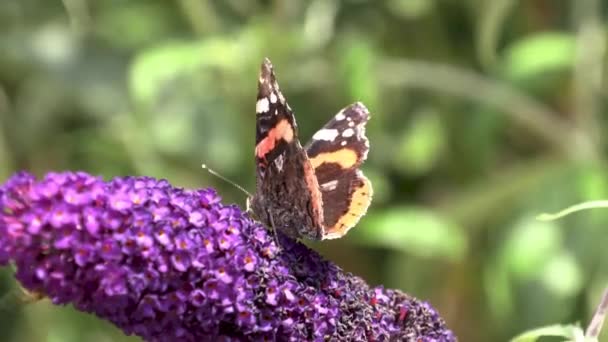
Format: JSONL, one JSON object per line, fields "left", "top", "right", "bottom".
{"left": 0, "top": 1, "right": 607, "bottom": 341}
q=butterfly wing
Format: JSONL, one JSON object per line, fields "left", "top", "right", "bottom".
{"left": 250, "top": 59, "right": 324, "bottom": 239}
{"left": 304, "top": 102, "right": 373, "bottom": 239}
{"left": 254, "top": 59, "right": 298, "bottom": 167}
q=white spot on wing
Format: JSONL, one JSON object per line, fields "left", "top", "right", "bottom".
{"left": 342, "top": 128, "right": 355, "bottom": 138}
{"left": 274, "top": 153, "right": 284, "bottom": 171}
{"left": 270, "top": 93, "right": 277, "bottom": 104}
{"left": 256, "top": 98, "right": 269, "bottom": 113}
{"left": 335, "top": 112, "right": 346, "bottom": 121}
{"left": 320, "top": 180, "right": 338, "bottom": 191}
{"left": 312, "top": 128, "right": 339, "bottom": 141}
{"left": 341, "top": 141, "right": 347, "bottom": 146}
{"left": 362, "top": 137, "right": 370, "bottom": 160}
{"left": 348, "top": 121, "right": 355, "bottom": 127}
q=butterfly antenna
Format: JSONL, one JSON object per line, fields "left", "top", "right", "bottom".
{"left": 201, "top": 164, "right": 252, "bottom": 197}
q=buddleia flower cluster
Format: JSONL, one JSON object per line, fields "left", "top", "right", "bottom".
{"left": 0, "top": 171, "right": 456, "bottom": 341}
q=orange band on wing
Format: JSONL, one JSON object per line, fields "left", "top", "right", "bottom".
{"left": 303, "top": 159, "right": 324, "bottom": 231}
{"left": 309, "top": 149, "right": 358, "bottom": 169}
{"left": 322, "top": 175, "right": 372, "bottom": 240}
{"left": 255, "top": 119, "right": 294, "bottom": 158}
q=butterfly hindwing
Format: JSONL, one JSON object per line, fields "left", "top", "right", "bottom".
{"left": 304, "top": 103, "right": 372, "bottom": 239}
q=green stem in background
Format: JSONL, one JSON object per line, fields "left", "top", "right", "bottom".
{"left": 378, "top": 58, "right": 598, "bottom": 161}
{"left": 61, "top": 0, "right": 92, "bottom": 34}
{"left": 0, "top": 290, "right": 22, "bottom": 316}
{"left": 536, "top": 200, "right": 608, "bottom": 221}
{"left": 0, "top": 86, "right": 16, "bottom": 180}
{"left": 586, "top": 286, "right": 608, "bottom": 339}
{"left": 0, "top": 282, "right": 44, "bottom": 316}
{"left": 476, "top": 0, "right": 517, "bottom": 69}
{"left": 178, "top": 0, "right": 220, "bottom": 36}
{"left": 572, "top": 0, "right": 604, "bottom": 149}
{"left": 437, "top": 156, "right": 569, "bottom": 230}
{"left": 536, "top": 200, "right": 608, "bottom": 340}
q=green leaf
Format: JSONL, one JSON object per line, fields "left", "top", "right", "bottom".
{"left": 502, "top": 32, "right": 575, "bottom": 81}
{"left": 129, "top": 38, "right": 242, "bottom": 106}
{"left": 352, "top": 207, "right": 467, "bottom": 260}
{"left": 395, "top": 107, "right": 444, "bottom": 175}
{"left": 502, "top": 218, "right": 561, "bottom": 280}
{"left": 149, "top": 111, "right": 193, "bottom": 154}
{"left": 541, "top": 252, "right": 583, "bottom": 297}
{"left": 510, "top": 324, "right": 584, "bottom": 342}
{"left": 303, "top": 0, "right": 339, "bottom": 50}
{"left": 339, "top": 39, "right": 378, "bottom": 109}
{"left": 387, "top": 0, "right": 435, "bottom": 19}
{"left": 484, "top": 261, "right": 514, "bottom": 320}
{"left": 578, "top": 165, "right": 608, "bottom": 201}
{"left": 96, "top": 3, "right": 174, "bottom": 49}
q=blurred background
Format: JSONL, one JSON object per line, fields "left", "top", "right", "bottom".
{"left": 0, "top": 1, "right": 607, "bottom": 341}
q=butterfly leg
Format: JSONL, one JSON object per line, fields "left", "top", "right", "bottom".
{"left": 266, "top": 209, "right": 282, "bottom": 251}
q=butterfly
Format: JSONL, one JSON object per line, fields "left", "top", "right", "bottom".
{"left": 248, "top": 58, "right": 372, "bottom": 240}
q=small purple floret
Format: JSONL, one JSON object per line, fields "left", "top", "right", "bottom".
{"left": 0, "top": 171, "right": 456, "bottom": 341}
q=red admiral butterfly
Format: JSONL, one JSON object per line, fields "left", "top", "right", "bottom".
{"left": 248, "top": 58, "right": 372, "bottom": 240}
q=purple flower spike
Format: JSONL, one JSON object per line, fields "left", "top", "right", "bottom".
{"left": 0, "top": 171, "right": 456, "bottom": 341}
